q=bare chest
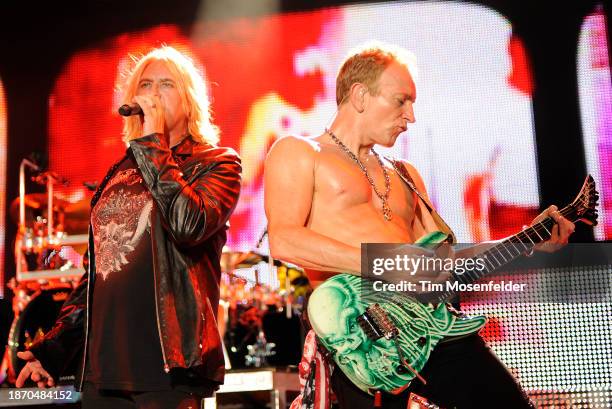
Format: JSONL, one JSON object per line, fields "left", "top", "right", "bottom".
{"left": 312, "top": 151, "right": 416, "bottom": 225}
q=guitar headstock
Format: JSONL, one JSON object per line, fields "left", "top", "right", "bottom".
{"left": 568, "top": 174, "right": 599, "bottom": 226}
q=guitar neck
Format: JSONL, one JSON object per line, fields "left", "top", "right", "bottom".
{"left": 437, "top": 204, "right": 576, "bottom": 302}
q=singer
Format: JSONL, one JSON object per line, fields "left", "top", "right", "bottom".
{"left": 16, "top": 46, "right": 242, "bottom": 408}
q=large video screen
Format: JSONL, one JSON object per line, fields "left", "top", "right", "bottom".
{"left": 578, "top": 5, "right": 612, "bottom": 241}
{"left": 48, "top": 2, "right": 540, "bottom": 252}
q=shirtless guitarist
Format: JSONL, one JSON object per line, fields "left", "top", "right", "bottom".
{"left": 264, "top": 43, "right": 575, "bottom": 408}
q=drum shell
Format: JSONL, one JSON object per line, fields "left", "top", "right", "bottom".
{"left": 224, "top": 304, "right": 302, "bottom": 369}
{"left": 7, "top": 284, "right": 78, "bottom": 385}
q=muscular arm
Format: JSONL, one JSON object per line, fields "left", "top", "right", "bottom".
{"left": 264, "top": 136, "right": 361, "bottom": 274}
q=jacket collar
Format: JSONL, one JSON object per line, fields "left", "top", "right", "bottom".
{"left": 171, "top": 135, "right": 197, "bottom": 157}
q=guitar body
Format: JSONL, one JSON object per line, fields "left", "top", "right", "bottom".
{"left": 307, "top": 231, "right": 487, "bottom": 395}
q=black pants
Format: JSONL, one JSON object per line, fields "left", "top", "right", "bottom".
{"left": 81, "top": 382, "right": 202, "bottom": 409}
{"left": 330, "top": 335, "right": 534, "bottom": 409}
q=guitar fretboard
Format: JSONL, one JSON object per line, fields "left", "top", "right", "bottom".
{"left": 435, "top": 204, "right": 578, "bottom": 303}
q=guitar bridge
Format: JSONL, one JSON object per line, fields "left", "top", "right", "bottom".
{"left": 357, "top": 304, "right": 399, "bottom": 341}
{"left": 358, "top": 304, "right": 428, "bottom": 384}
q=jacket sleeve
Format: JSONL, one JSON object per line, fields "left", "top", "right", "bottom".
{"left": 27, "top": 271, "right": 88, "bottom": 380}
{"left": 129, "top": 133, "right": 242, "bottom": 247}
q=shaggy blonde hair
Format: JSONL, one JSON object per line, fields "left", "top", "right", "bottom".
{"left": 336, "top": 41, "right": 417, "bottom": 106}
{"left": 121, "top": 46, "right": 219, "bottom": 145}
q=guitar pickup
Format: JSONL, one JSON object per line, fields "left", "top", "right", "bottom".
{"left": 357, "top": 304, "right": 399, "bottom": 341}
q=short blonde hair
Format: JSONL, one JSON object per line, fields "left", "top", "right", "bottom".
{"left": 336, "top": 41, "right": 417, "bottom": 106}
{"left": 121, "top": 46, "right": 219, "bottom": 145}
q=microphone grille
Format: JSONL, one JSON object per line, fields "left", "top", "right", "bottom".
{"left": 118, "top": 104, "right": 132, "bottom": 116}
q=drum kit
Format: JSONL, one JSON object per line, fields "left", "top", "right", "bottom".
{"left": 1, "top": 159, "right": 310, "bottom": 386}
{"left": 2, "top": 159, "right": 89, "bottom": 385}
{"left": 218, "top": 249, "right": 309, "bottom": 369}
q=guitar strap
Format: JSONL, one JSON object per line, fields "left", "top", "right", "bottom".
{"left": 388, "top": 157, "right": 457, "bottom": 244}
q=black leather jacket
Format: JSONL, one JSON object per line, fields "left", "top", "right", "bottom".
{"left": 28, "top": 133, "right": 241, "bottom": 391}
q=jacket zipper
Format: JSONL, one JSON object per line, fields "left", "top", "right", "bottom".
{"left": 151, "top": 235, "right": 170, "bottom": 373}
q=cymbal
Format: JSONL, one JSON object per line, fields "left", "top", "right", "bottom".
{"left": 10, "top": 194, "right": 91, "bottom": 233}
{"left": 220, "top": 250, "right": 304, "bottom": 274}
{"left": 62, "top": 199, "right": 91, "bottom": 234}
{"left": 220, "top": 251, "right": 266, "bottom": 272}
{"left": 10, "top": 193, "right": 71, "bottom": 222}
{"left": 64, "top": 199, "right": 91, "bottom": 219}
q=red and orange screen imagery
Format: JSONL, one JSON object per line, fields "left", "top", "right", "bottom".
{"left": 48, "top": 5, "right": 544, "bottom": 251}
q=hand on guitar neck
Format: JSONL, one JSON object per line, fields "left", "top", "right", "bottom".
{"left": 457, "top": 203, "right": 576, "bottom": 260}
{"left": 528, "top": 204, "right": 575, "bottom": 253}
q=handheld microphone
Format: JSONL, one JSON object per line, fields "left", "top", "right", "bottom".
{"left": 118, "top": 103, "right": 143, "bottom": 116}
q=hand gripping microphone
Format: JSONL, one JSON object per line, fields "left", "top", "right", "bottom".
{"left": 118, "top": 103, "right": 143, "bottom": 116}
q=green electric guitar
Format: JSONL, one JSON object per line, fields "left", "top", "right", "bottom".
{"left": 307, "top": 175, "right": 598, "bottom": 395}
